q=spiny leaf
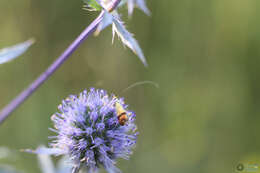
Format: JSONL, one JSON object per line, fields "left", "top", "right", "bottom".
{"left": 134, "top": 0, "right": 151, "bottom": 16}
{"left": 127, "top": 0, "right": 135, "bottom": 16}
{"left": 0, "top": 39, "right": 35, "bottom": 65}
{"left": 95, "top": 11, "right": 114, "bottom": 35}
{"left": 121, "top": 0, "right": 151, "bottom": 16}
{"left": 112, "top": 16, "right": 147, "bottom": 66}
{"left": 22, "top": 146, "right": 64, "bottom": 155}
{"left": 57, "top": 156, "right": 73, "bottom": 173}
{"left": 37, "top": 154, "right": 56, "bottom": 173}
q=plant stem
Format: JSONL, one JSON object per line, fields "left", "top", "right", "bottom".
{"left": 0, "top": 11, "right": 105, "bottom": 125}
{"left": 108, "top": 0, "right": 122, "bottom": 12}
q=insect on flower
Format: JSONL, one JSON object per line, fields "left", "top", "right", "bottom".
{"left": 115, "top": 100, "right": 129, "bottom": 126}
{"left": 25, "top": 88, "right": 138, "bottom": 173}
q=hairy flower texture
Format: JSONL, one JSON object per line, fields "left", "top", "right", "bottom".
{"left": 50, "top": 88, "right": 138, "bottom": 173}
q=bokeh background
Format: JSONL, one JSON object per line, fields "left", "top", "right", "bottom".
{"left": 1, "top": 0, "right": 260, "bottom": 173}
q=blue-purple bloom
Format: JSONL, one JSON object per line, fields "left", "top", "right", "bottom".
{"left": 50, "top": 88, "right": 138, "bottom": 173}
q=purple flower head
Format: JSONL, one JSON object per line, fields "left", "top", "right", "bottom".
{"left": 50, "top": 88, "right": 138, "bottom": 173}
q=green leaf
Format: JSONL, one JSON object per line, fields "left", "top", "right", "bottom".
{"left": 83, "top": 0, "right": 102, "bottom": 11}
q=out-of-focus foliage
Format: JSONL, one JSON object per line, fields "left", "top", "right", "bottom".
{"left": 0, "top": 148, "right": 19, "bottom": 173}
{"left": 0, "top": 166, "right": 20, "bottom": 173}
{"left": 1, "top": 0, "right": 260, "bottom": 173}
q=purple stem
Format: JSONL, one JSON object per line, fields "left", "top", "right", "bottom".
{"left": 0, "top": 11, "right": 105, "bottom": 125}
{"left": 108, "top": 0, "right": 122, "bottom": 12}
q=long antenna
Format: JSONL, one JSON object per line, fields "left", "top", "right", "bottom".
{"left": 122, "top": 81, "right": 159, "bottom": 93}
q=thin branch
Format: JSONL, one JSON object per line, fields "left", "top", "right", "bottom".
{"left": 0, "top": 11, "right": 105, "bottom": 125}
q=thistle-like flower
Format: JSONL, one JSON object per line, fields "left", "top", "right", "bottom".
{"left": 29, "top": 88, "right": 138, "bottom": 173}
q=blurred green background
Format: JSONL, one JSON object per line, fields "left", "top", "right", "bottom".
{"left": 1, "top": 0, "right": 260, "bottom": 173}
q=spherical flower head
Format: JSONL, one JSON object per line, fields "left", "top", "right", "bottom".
{"left": 50, "top": 88, "right": 138, "bottom": 173}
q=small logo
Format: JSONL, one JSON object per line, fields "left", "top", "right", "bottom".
{"left": 236, "top": 163, "right": 244, "bottom": 172}
{"left": 236, "top": 163, "right": 258, "bottom": 172}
